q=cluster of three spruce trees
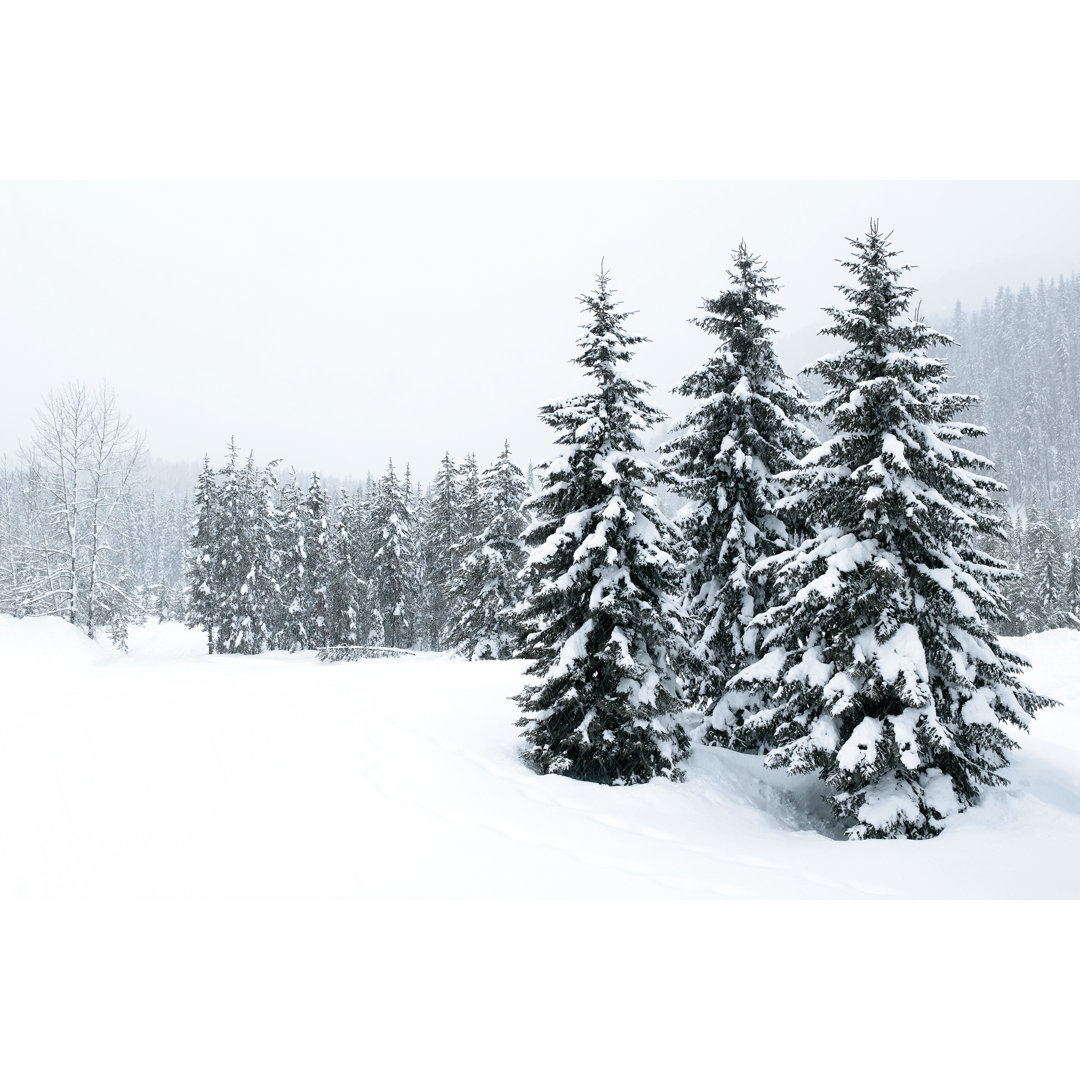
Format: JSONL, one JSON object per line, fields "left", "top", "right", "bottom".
{"left": 515, "top": 223, "right": 1050, "bottom": 840}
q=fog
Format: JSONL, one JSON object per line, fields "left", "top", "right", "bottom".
{"left": 3, "top": 180, "right": 1078, "bottom": 481}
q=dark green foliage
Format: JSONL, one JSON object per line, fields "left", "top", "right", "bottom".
{"left": 736, "top": 223, "right": 1054, "bottom": 838}
{"left": 514, "top": 268, "right": 690, "bottom": 785}
{"left": 663, "top": 242, "right": 814, "bottom": 747}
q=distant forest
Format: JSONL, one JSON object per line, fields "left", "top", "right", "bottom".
{"left": 942, "top": 274, "right": 1080, "bottom": 517}
{"left": 2, "top": 269, "right": 1079, "bottom": 644}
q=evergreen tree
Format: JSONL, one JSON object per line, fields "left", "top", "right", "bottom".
{"left": 736, "top": 223, "right": 1053, "bottom": 838}
{"left": 369, "top": 460, "right": 418, "bottom": 649}
{"left": 214, "top": 440, "right": 248, "bottom": 652}
{"left": 447, "top": 441, "right": 531, "bottom": 659}
{"left": 186, "top": 455, "right": 220, "bottom": 652}
{"left": 456, "top": 452, "right": 486, "bottom": 566}
{"left": 663, "top": 242, "right": 815, "bottom": 747}
{"left": 515, "top": 268, "right": 690, "bottom": 785}
{"left": 327, "top": 488, "right": 363, "bottom": 645}
{"left": 1029, "top": 501, "right": 1069, "bottom": 629}
{"left": 1063, "top": 546, "right": 1080, "bottom": 628}
{"left": 305, "top": 473, "right": 333, "bottom": 648}
{"left": 255, "top": 462, "right": 283, "bottom": 644}
{"left": 996, "top": 509, "right": 1028, "bottom": 635}
{"left": 277, "top": 470, "right": 309, "bottom": 651}
{"left": 424, "top": 451, "right": 461, "bottom": 649}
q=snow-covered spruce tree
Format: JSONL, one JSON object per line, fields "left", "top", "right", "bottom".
{"left": 276, "top": 470, "right": 309, "bottom": 651}
{"left": 447, "top": 440, "right": 531, "bottom": 659}
{"left": 305, "top": 473, "right": 333, "bottom": 649}
{"left": 663, "top": 242, "right": 815, "bottom": 747}
{"left": 1027, "top": 501, "right": 1070, "bottom": 630}
{"left": 403, "top": 466, "right": 427, "bottom": 647}
{"left": 326, "top": 488, "right": 363, "bottom": 645}
{"left": 422, "top": 451, "right": 460, "bottom": 649}
{"left": 735, "top": 222, "right": 1054, "bottom": 839}
{"left": 213, "top": 440, "right": 251, "bottom": 652}
{"left": 1064, "top": 550, "right": 1080, "bottom": 628}
{"left": 515, "top": 268, "right": 690, "bottom": 784}
{"left": 996, "top": 509, "right": 1030, "bottom": 635}
{"left": 369, "top": 460, "right": 419, "bottom": 649}
{"left": 455, "top": 452, "right": 486, "bottom": 568}
{"left": 186, "top": 456, "right": 220, "bottom": 652}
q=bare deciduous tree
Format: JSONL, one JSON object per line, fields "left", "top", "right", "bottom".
{"left": 11, "top": 382, "right": 144, "bottom": 639}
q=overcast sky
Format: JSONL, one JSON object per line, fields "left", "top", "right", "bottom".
{"left": 2, "top": 180, "right": 1079, "bottom": 484}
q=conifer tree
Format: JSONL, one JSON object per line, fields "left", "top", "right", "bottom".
{"left": 214, "top": 440, "right": 249, "bottom": 652}
{"left": 424, "top": 451, "right": 462, "bottom": 649}
{"left": 1063, "top": 548, "right": 1080, "bottom": 628}
{"left": 305, "top": 473, "right": 333, "bottom": 648}
{"left": 369, "top": 460, "right": 418, "bottom": 649}
{"left": 255, "top": 462, "right": 283, "bottom": 643}
{"left": 736, "top": 223, "right": 1054, "bottom": 838}
{"left": 995, "top": 510, "right": 1028, "bottom": 635}
{"left": 186, "top": 456, "right": 220, "bottom": 652}
{"left": 447, "top": 441, "right": 531, "bottom": 659}
{"left": 349, "top": 487, "right": 379, "bottom": 644}
{"left": 456, "top": 452, "right": 486, "bottom": 566}
{"left": 663, "top": 242, "right": 814, "bottom": 746}
{"left": 1029, "top": 502, "right": 1069, "bottom": 629}
{"left": 277, "top": 470, "right": 309, "bottom": 651}
{"left": 515, "top": 268, "right": 690, "bottom": 784}
{"left": 234, "top": 451, "right": 277, "bottom": 652}
{"left": 327, "top": 488, "right": 363, "bottom": 645}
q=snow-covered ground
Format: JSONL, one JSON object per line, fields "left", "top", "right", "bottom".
{"left": 2, "top": 614, "right": 1076, "bottom": 1078}
{"left": 2, "top": 613, "right": 1078, "bottom": 900}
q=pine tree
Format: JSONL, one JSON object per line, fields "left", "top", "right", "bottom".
{"left": 447, "top": 441, "right": 531, "bottom": 659}
{"left": 1028, "top": 501, "right": 1069, "bottom": 629}
{"left": 277, "top": 470, "right": 309, "bottom": 651}
{"left": 186, "top": 456, "right": 220, "bottom": 652}
{"left": 369, "top": 460, "right": 419, "bottom": 649}
{"left": 1063, "top": 545, "right": 1080, "bottom": 629}
{"left": 663, "top": 242, "right": 814, "bottom": 747}
{"left": 305, "top": 473, "right": 333, "bottom": 648}
{"left": 456, "top": 453, "right": 486, "bottom": 567}
{"left": 424, "top": 451, "right": 461, "bottom": 649}
{"left": 327, "top": 488, "right": 362, "bottom": 645}
{"left": 514, "top": 268, "right": 690, "bottom": 785}
{"left": 214, "top": 440, "right": 249, "bottom": 652}
{"left": 995, "top": 509, "right": 1028, "bottom": 635}
{"left": 736, "top": 222, "right": 1054, "bottom": 838}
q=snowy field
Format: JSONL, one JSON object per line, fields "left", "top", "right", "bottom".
{"left": 1, "top": 615, "right": 1077, "bottom": 1077}
{"left": 2, "top": 613, "right": 1079, "bottom": 901}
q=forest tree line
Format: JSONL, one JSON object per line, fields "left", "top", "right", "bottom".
{"left": 184, "top": 441, "right": 531, "bottom": 658}
{"left": 3, "top": 357, "right": 1080, "bottom": 649}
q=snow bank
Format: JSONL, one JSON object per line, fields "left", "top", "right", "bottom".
{"left": 0, "top": 612, "right": 115, "bottom": 671}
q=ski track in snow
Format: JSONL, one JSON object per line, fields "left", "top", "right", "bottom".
{"left": 2, "top": 615, "right": 1079, "bottom": 900}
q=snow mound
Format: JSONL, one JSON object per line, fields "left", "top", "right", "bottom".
{"left": 0, "top": 613, "right": 115, "bottom": 671}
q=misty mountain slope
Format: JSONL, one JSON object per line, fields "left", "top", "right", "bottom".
{"left": 2, "top": 616, "right": 1078, "bottom": 899}
{"left": 940, "top": 276, "right": 1080, "bottom": 515}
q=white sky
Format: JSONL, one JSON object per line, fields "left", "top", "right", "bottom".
{"left": 3, "top": 181, "right": 1079, "bottom": 482}
{"left": 2, "top": 4, "right": 1078, "bottom": 484}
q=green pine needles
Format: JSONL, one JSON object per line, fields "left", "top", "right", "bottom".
{"left": 515, "top": 268, "right": 690, "bottom": 784}
{"left": 733, "top": 222, "right": 1054, "bottom": 838}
